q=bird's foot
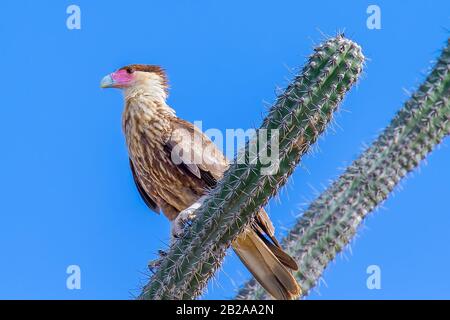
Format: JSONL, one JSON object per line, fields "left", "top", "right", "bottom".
{"left": 148, "top": 250, "right": 167, "bottom": 274}
{"left": 170, "top": 196, "right": 205, "bottom": 244}
{"left": 171, "top": 207, "right": 197, "bottom": 241}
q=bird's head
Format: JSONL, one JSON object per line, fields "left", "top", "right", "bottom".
{"left": 101, "top": 64, "right": 168, "bottom": 98}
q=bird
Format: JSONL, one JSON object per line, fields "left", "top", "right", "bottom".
{"left": 101, "top": 64, "right": 301, "bottom": 300}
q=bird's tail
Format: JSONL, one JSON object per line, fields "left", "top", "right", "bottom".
{"left": 232, "top": 228, "right": 301, "bottom": 300}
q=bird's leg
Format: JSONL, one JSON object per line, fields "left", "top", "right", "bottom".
{"left": 170, "top": 196, "right": 206, "bottom": 244}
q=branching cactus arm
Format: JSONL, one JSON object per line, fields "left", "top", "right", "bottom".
{"left": 237, "top": 39, "right": 450, "bottom": 300}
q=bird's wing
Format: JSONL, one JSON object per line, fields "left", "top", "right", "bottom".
{"left": 165, "top": 118, "right": 229, "bottom": 188}
{"left": 255, "top": 209, "right": 277, "bottom": 244}
{"left": 253, "top": 209, "right": 298, "bottom": 270}
{"left": 129, "top": 159, "right": 161, "bottom": 214}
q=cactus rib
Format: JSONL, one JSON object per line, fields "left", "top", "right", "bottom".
{"left": 139, "top": 35, "right": 364, "bottom": 300}
{"left": 236, "top": 39, "right": 450, "bottom": 300}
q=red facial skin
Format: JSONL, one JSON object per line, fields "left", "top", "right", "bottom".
{"left": 111, "top": 69, "right": 134, "bottom": 87}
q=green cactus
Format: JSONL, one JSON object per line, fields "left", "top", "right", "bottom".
{"left": 236, "top": 39, "right": 450, "bottom": 300}
{"left": 138, "top": 35, "right": 365, "bottom": 300}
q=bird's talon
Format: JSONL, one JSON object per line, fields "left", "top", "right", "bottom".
{"left": 158, "top": 249, "right": 167, "bottom": 257}
{"left": 148, "top": 249, "right": 168, "bottom": 273}
{"left": 148, "top": 259, "right": 161, "bottom": 273}
{"left": 170, "top": 197, "right": 205, "bottom": 245}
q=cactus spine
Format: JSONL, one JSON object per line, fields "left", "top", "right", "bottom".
{"left": 138, "top": 35, "right": 364, "bottom": 300}
{"left": 237, "top": 39, "right": 450, "bottom": 300}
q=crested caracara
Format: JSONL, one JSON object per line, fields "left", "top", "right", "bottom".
{"left": 101, "top": 65, "right": 301, "bottom": 300}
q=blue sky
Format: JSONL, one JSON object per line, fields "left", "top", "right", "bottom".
{"left": 0, "top": 0, "right": 449, "bottom": 299}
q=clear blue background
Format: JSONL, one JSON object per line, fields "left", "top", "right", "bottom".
{"left": 0, "top": 0, "right": 449, "bottom": 299}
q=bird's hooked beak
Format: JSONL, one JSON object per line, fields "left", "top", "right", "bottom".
{"left": 100, "top": 74, "right": 116, "bottom": 88}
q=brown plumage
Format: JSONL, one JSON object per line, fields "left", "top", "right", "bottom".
{"left": 101, "top": 64, "right": 301, "bottom": 300}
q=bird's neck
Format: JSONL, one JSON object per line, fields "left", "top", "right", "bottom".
{"left": 124, "top": 77, "right": 168, "bottom": 102}
{"left": 122, "top": 87, "right": 175, "bottom": 147}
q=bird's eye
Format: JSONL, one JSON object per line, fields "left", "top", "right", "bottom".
{"left": 126, "top": 68, "right": 134, "bottom": 74}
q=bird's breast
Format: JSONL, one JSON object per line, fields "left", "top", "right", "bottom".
{"left": 123, "top": 107, "right": 204, "bottom": 215}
